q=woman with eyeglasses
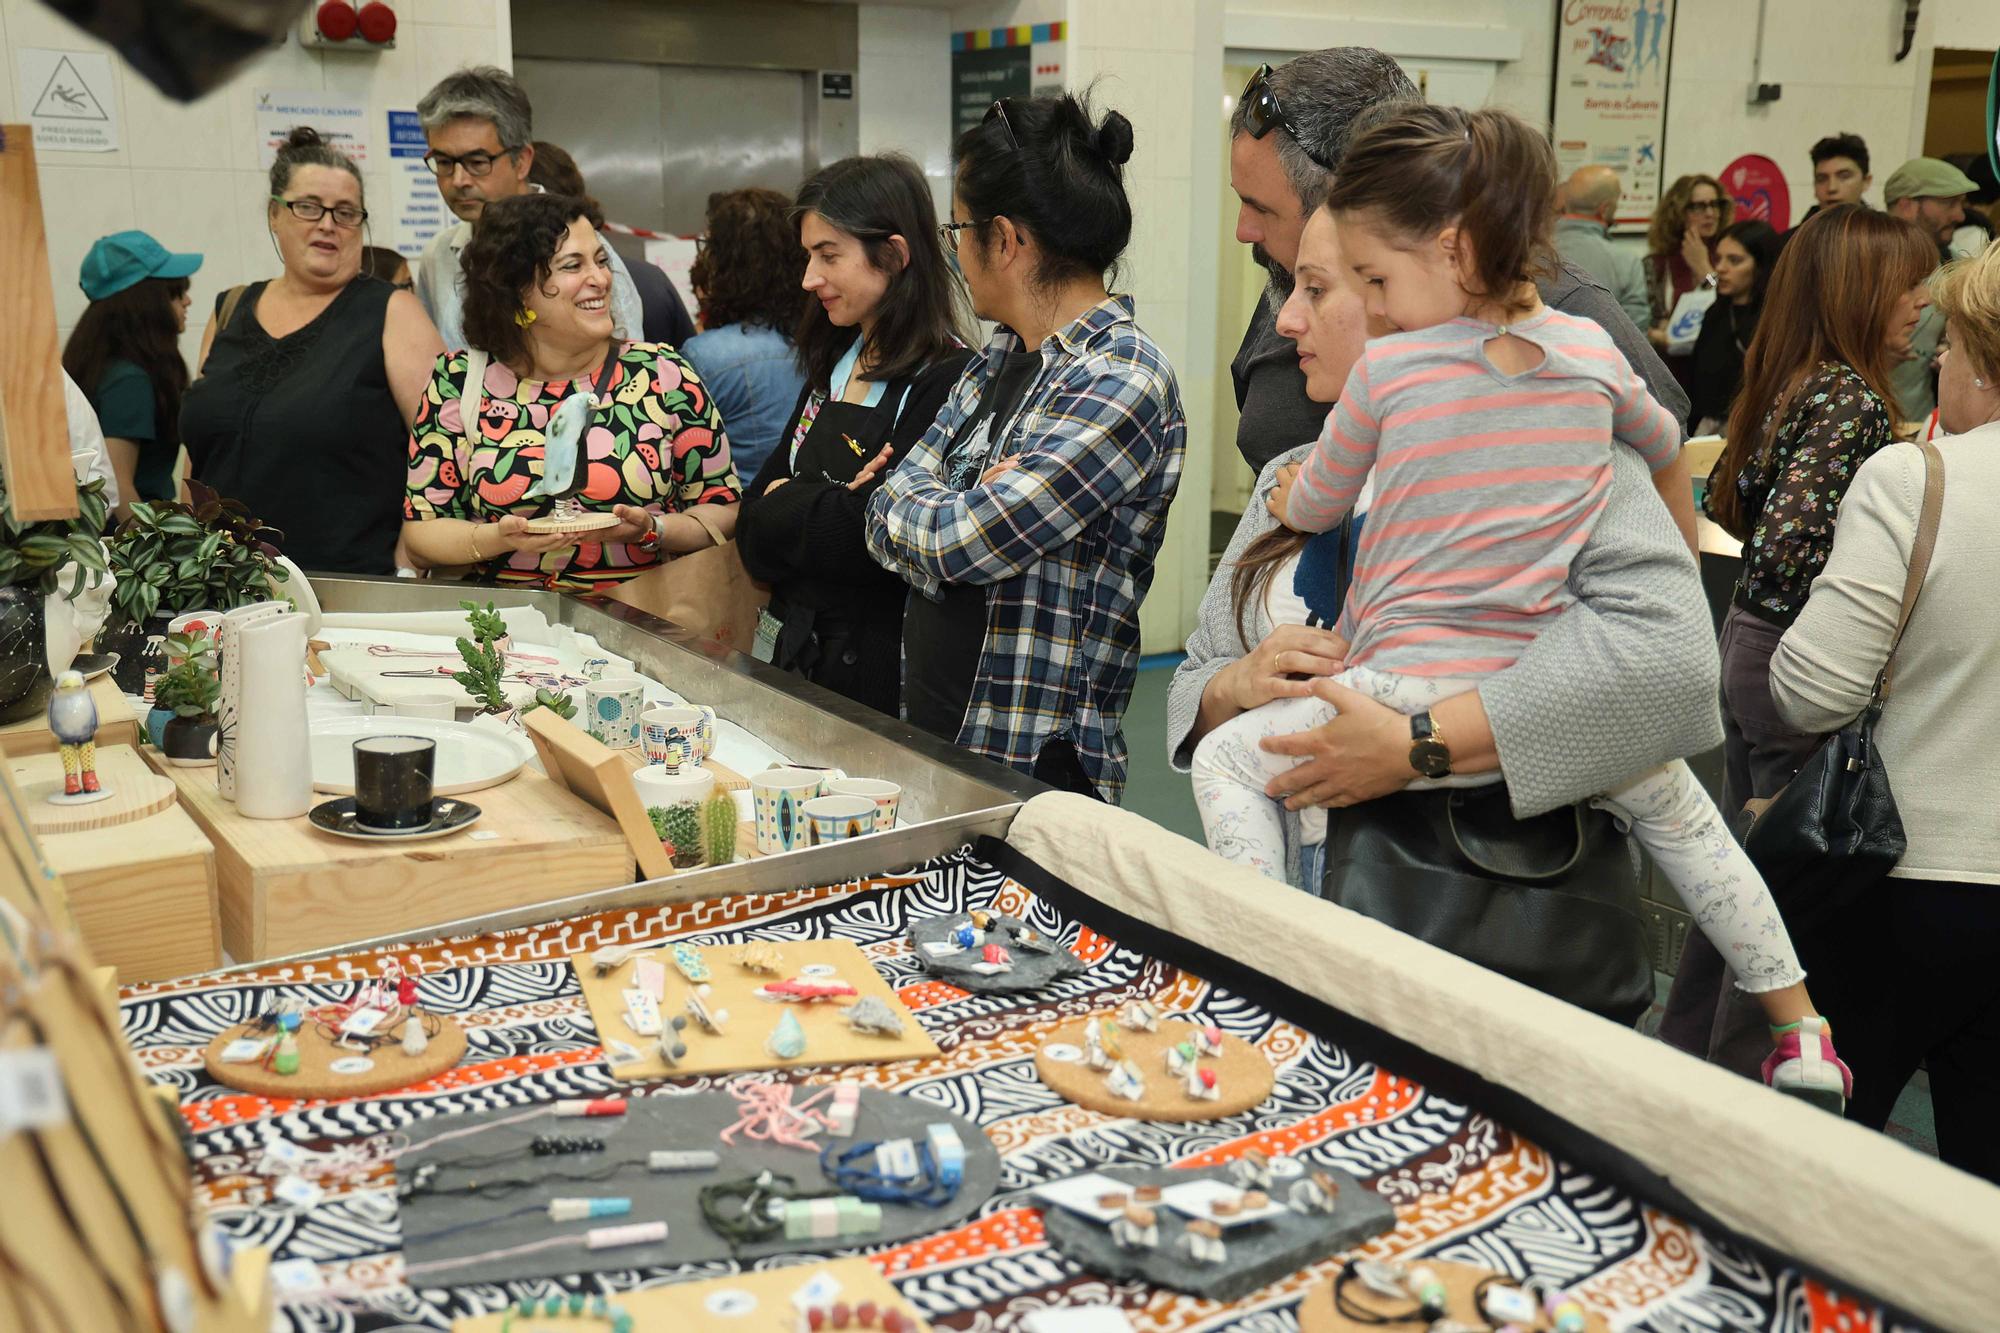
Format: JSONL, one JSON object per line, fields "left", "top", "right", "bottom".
{"left": 733, "top": 156, "right": 970, "bottom": 716}
{"left": 864, "top": 95, "right": 1186, "bottom": 801}
{"left": 1644, "top": 174, "right": 1733, "bottom": 396}
{"left": 181, "top": 127, "right": 443, "bottom": 573}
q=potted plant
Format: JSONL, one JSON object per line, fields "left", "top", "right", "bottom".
{"left": 0, "top": 474, "right": 111, "bottom": 724}
{"left": 148, "top": 632, "right": 222, "bottom": 766}
{"left": 100, "top": 483, "right": 288, "bottom": 695}
{"left": 452, "top": 601, "right": 512, "bottom": 715}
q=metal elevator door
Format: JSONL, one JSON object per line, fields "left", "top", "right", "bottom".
{"left": 516, "top": 59, "right": 812, "bottom": 238}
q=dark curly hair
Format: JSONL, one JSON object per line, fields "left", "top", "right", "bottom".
{"left": 460, "top": 192, "right": 603, "bottom": 365}
{"left": 690, "top": 188, "right": 806, "bottom": 333}
{"left": 62, "top": 276, "right": 191, "bottom": 454}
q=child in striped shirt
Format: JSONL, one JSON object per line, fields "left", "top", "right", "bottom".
{"left": 1192, "top": 104, "right": 1848, "bottom": 1109}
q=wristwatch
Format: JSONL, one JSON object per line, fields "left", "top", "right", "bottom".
{"left": 1409, "top": 711, "right": 1452, "bottom": 779}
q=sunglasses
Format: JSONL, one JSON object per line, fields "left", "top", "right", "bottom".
{"left": 1239, "top": 64, "right": 1334, "bottom": 172}
{"left": 985, "top": 98, "right": 1021, "bottom": 152}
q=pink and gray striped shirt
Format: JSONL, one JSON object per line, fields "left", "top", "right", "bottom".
{"left": 1284, "top": 307, "right": 1681, "bottom": 678}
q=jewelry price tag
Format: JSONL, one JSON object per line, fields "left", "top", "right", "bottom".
{"left": 268, "top": 1258, "right": 327, "bottom": 1298}
{"left": 0, "top": 1047, "right": 70, "bottom": 1134}
{"left": 790, "top": 1270, "right": 843, "bottom": 1312}
{"left": 272, "top": 1174, "right": 325, "bottom": 1210}
{"left": 340, "top": 1006, "right": 391, "bottom": 1037}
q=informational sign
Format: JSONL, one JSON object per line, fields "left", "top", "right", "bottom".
{"left": 951, "top": 22, "right": 1065, "bottom": 139}
{"left": 17, "top": 48, "right": 119, "bottom": 153}
{"left": 254, "top": 88, "right": 369, "bottom": 168}
{"left": 1550, "top": 0, "right": 1675, "bottom": 231}
{"left": 1721, "top": 153, "right": 1791, "bottom": 231}
{"left": 820, "top": 71, "right": 853, "bottom": 101}
{"left": 387, "top": 109, "right": 444, "bottom": 260}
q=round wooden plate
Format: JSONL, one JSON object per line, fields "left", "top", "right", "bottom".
{"left": 521, "top": 511, "right": 620, "bottom": 535}
{"left": 1035, "top": 1016, "right": 1274, "bottom": 1122}
{"left": 1297, "top": 1257, "right": 1609, "bottom": 1333}
{"left": 15, "top": 747, "right": 176, "bottom": 833}
{"left": 203, "top": 1012, "right": 467, "bottom": 1100}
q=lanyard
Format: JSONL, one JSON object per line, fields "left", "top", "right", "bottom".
{"left": 829, "top": 339, "right": 888, "bottom": 409}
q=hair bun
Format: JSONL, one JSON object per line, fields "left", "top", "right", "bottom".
{"left": 284, "top": 126, "right": 325, "bottom": 151}
{"left": 1092, "top": 110, "right": 1135, "bottom": 167}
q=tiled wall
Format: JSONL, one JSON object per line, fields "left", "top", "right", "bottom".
{"left": 0, "top": 0, "right": 512, "bottom": 368}
{"left": 857, "top": 4, "right": 954, "bottom": 215}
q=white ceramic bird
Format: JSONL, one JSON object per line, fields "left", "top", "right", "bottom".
{"left": 47, "top": 669, "right": 100, "bottom": 797}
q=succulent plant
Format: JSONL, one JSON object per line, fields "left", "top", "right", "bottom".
{"left": 700, "top": 791, "right": 738, "bottom": 867}
{"left": 519, "top": 686, "right": 576, "bottom": 720}
{"left": 451, "top": 600, "right": 509, "bottom": 714}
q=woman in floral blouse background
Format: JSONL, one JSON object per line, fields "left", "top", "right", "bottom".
{"left": 401, "top": 192, "right": 740, "bottom": 587}
{"left": 1667, "top": 204, "right": 1938, "bottom": 1082}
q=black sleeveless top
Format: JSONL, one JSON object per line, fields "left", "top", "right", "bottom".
{"left": 180, "top": 275, "right": 405, "bottom": 574}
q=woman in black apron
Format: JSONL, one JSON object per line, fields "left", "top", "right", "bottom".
{"left": 734, "top": 155, "right": 970, "bottom": 716}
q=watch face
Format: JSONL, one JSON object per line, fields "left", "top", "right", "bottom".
{"left": 1411, "top": 738, "right": 1452, "bottom": 779}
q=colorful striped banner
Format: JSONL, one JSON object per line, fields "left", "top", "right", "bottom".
{"left": 951, "top": 21, "right": 1065, "bottom": 52}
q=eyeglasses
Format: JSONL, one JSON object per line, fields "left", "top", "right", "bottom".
{"left": 985, "top": 98, "right": 1021, "bottom": 152}
{"left": 272, "top": 196, "right": 367, "bottom": 228}
{"left": 937, "top": 220, "right": 987, "bottom": 254}
{"left": 1685, "top": 200, "right": 1722, "bottom": 213}
{"left": 1240, "top": 64, "right": 1334, "bottom": 172}
{"left": 421, "top": 147, "right": 519, "bottom": 179}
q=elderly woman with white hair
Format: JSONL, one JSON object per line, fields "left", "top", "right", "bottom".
{"left": 1768, "top": 239, "right": 2000, "bottom": 1183}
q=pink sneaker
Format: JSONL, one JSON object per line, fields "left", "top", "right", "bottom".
{"left": 1761, "top": 1016, "right": 1852, "bottom": 1114}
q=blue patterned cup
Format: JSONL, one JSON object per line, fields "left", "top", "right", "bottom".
{"left": 751, "top": 766, "right": 828, "bottom": 856}
{"left": 585, "top": 675, "right": 645, "bottom": 749}
{"left": 802, "top": 794, "right": 877, "bottom": 845}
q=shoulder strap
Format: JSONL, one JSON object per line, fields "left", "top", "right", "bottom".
{"left": 217, "top": 284, "right": 249, "bottom": 333}
{"left": 458, "top": 348, "right": 490, "bottom": 467}
{"left": 1875, "top": 439, "right": 1945, "bottom": 701}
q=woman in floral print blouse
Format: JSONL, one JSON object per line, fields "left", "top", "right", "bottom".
{"left": 1704, "top": 206, "right": 1936, "bottom": 816}
{"left": 401, "top": 193, "right": 739, "bottom": 587}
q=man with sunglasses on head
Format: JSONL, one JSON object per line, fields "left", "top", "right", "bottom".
{"left": 413, "top": 66, "right": 645, "bottom": 352}
{"left": 1225, "top": 52, "right": 1686, "bottom": 472}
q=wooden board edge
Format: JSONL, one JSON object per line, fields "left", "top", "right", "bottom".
{"left": 524, "top": 708, "right": 672, "bottom": 879}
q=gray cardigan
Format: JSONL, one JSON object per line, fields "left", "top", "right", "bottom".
{"left": 1771, "top": 425, "right": 2000, "bottom": 884}
{"left": 1167, "top": 443, "right": 1723, "bottom": 819}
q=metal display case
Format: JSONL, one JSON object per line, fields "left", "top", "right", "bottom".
{"left": 288, "top": 575, "right": 1040, "bottom": 963}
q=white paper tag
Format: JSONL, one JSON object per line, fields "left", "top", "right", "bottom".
{"left": 705, "top": 1289, "right": 758, "bottom": 1316}
{"left": 1040, "top": 1043, "right": 1083, "bottom": 1063}
{"left": 271, "top": 1175, "right": 324, "bottom": 1210}
{"left": 218, "top": 1038, "right": 268, "bottom": 1064}
{"left": 339, "top": 1007, "right": 389, "bottom": 1037}
{"left": 0, "top": 1048, "right": 70, "bottom": 1134}
{"left": 259, "top": 1135, "right": 310, "bottom": 1169}
{"left": 790, "top": 1270, "right": 843, "bottom": 1311}
{"left": 919, "top": 941, "right": 964, "bottom": 959}
{"left": 874, "top": 1137, "right": 919, "bottom": 1179}
{"left": 798, "top": 963, "right": 837, "bottom": 978}
{"left": 268, "top": 1258, "right": 327, "bottom": 1296}
{"left": 328, "top": 1056, "right": 375, "bottom": 1075}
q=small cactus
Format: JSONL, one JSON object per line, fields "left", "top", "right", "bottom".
{"left": 650, "top": 802, "right": 703, "bottom": 868}
{"left": 700, "top": 791, "right": 738, "bottom": 867}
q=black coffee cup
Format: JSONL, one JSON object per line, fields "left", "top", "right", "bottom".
{"left": 352, "top": 735, "right": 436, "bottom": 831}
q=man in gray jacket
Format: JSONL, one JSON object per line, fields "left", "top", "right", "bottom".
{"left": 1226, "top": 55, "right": 1686, "bottom": 474}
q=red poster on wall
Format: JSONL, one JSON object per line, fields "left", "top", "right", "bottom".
{"left": 1722, "top": 154, "right": 1791, "bottom": 231}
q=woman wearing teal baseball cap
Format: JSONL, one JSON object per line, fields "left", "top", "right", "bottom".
{"left": 60, "top": 229, "right": 203, "bottom": 516}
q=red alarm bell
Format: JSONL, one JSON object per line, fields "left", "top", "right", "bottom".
{"left": 314, "top": 0, "right": 358, "bottom": 42}
{"left": 357, "top": 2, "right": 397, "bottom": 44}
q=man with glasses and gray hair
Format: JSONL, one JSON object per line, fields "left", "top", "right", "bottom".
{"left": 1224, "top": 51, "right": 1686, "bottom": 471}
{"left": 413, "top": 66, "right": 645, "bottom": 351}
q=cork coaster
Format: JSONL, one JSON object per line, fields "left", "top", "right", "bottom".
{"left": 203, "top": 1013, "right": 467, "bottom": 1100}
{"left": 1298, "top": 1257, "right": 1608, "bottom": 1333}
{"left": 521, "top": 511, "right": 620, "bottom": 535}
{"left": 1035, "top": 1017, "right": 1274, "bottom": 1122}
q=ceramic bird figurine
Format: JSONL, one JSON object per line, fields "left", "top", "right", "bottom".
{"left": 47, "top": 670, "right": 103, "bottom": 799}
{"left": 524, "top": 392, "right": 594, "bottom": 503}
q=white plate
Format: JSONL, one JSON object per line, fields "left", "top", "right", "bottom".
{"left": 309, "top": 716, "right": 526, "bottom": 795}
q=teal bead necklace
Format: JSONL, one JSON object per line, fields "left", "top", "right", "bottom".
{"left": 498, "top": 1292, "right": 635, "bottom": 1333}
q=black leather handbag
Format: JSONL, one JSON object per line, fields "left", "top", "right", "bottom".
{"left": 1321, "top": 784, "right": 1653, "bottom": 1025}
{"left": 1743, "top": 441, "right": 1942, "bottom": 934}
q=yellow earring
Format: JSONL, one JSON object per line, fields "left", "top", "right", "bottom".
{"left": 515, "top": 307, "right": 537, "bottom": 327}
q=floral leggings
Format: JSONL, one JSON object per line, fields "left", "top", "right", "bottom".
{"left": 1191, "top": 669, "right": 1805, "bottom": 994}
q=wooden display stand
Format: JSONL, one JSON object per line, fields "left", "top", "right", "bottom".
{"left": 572, "top": 938, "right": 937, "bottom": 1081}
{"left": 451, "top": 1258, "right": 929, "bottom": 1332}
{"left": 0, "top": 758, "right": 272, "bottom": 1330}
{"left": 147, "top": 751, "right": 633, "bottom": 961}
{"left": 0, "top": 676, "right": 138, "bottom": 759}
{"left": 13, "top": 746, "right": 220, "bottom": 982}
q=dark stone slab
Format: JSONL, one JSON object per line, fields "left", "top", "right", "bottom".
{"left": 1039, "top": 1163, "right": 1394, "bottom": 1304}
{"left": 908, "top": 911, "right": 1086, "bottom": 993}
{"left": 398, "top": 1087, "right": 999, "bottom": 1285}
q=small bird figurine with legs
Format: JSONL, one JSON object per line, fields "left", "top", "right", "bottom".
{"left": 47, "top": 670, "right": 106, "bottom": 801}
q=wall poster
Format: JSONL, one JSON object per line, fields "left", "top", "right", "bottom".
{"left": 1550, "top": 0, "right": 1675, "bottom": 232}
{"left": 951, "top": 22, "right": 1065, "bottom": 141}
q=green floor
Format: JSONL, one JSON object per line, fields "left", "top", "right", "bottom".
{"left": 1118, "top": 658, "right": 1939, "bottom": 1159}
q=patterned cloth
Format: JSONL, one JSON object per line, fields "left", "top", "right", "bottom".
{"left": 1710, "top": 361, "right": 1895, "bottom": 628}
{"left": 866, "top": 296, "right": 1186, "bottom": 801}
{"left": 403, "top": 342, "right": 741, "bottom": 587}
{"left": 122, "top": 845, "right": 1883, "bottom": 1332}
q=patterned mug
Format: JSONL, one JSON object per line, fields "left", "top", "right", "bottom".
{"left": 585, "top": 675, "right": 646, "bottom": 749}
{"left": 750, "top": 766, "right": 829, "bottom": 856}
{"left": 802, "top": 794, "right": 877, "bottom": 845}
{"left": 641, "top": 705, "right": 708, "bottom": 772}
{"left": 824, "top": 777, "right": 900, "bottom": 829}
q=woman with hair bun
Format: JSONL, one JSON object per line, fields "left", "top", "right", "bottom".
{"left": 865, "top": 93, "right": 1186, "bottom": 802}
{"left": 181, "top": 127, "right": 443, "bottom": 572}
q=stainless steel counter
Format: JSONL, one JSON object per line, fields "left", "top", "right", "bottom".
{"left": 282, "top": 576, "right": 1039, "bottom": 966}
